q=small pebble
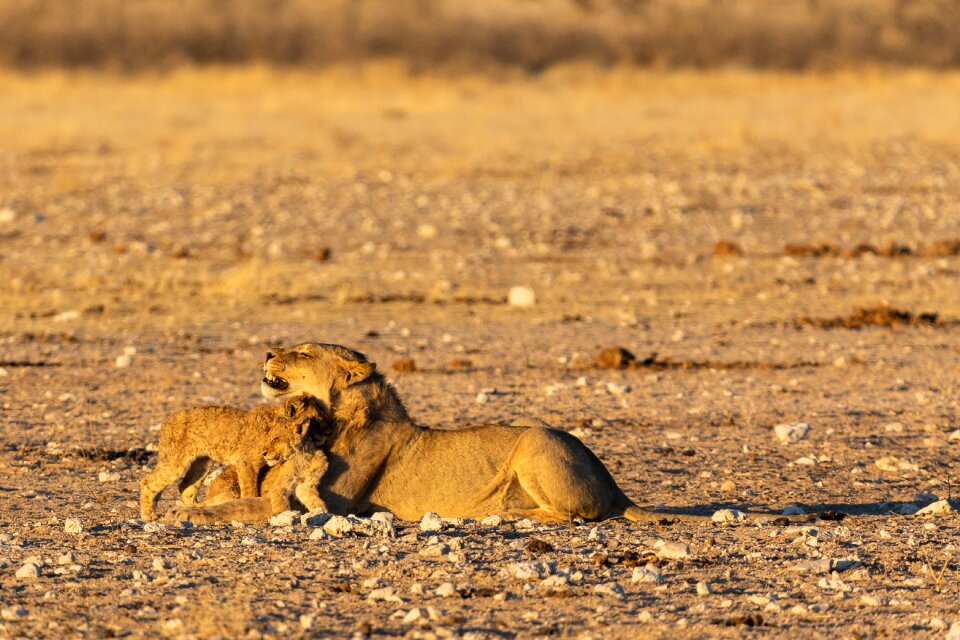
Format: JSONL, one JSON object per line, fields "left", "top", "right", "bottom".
{"left": 696, "top": 581, "right": 711, "bottom": 596}
{"left": 151, "top": 557, "right": 169, "bottom": 571}
{"left": 508, "top": 286, "right": 536, "bottom": 308}
{"left": 711, "top": 509, "right": 747, "bottom": 523}
{"left": 1, "top": 606, "right": 27, "bottom": 620}
{"left": 593, "top": 582, "right": 624, "bottom": 598}
{"left": 774, "top": 422, "right": 810, "bottom": 444}
{"left": 655, "top": 541, "right": 692, "bottom": 560}
{"left": 917, "top": 499, "right": 955, "bottom": 516}
{"left": 63, "top": 518, "right": 83, "bottom": 533}
{"left": 269, "top": 511, "right": 299, "bottom": 527}
{"left": 420, "top": 512, "right": 443, "bottom": 533}
{"left": 435, "top": 582, "right": 457, "bottom": 598}
{"left": 16, "top": 562, "right": 41, "bottom": 579}
{"left": 632, "top": 565, "right": 663, "bottom": 584}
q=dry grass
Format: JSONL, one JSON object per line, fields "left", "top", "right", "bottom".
{"left": 2, "top": 0, "right": 960, "bottom": 71}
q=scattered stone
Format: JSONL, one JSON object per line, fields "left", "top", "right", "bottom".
{"left": 0, "top": 207, "right": 15, "bottom": 223}
{"left": 875, "top": 456, "right": 917, "bottom": 472}
{"left": 302, "top": 510, "right": 332, "bottom": 527}
{"left": 323, "top": 515, "right": 355, "bottom": 537}
{"left": 435, "top": 582, "right": 457, "bottom": 598}
{"left": 792, "top": 558, "right": 860, "bottom": 573}
{"left": 719, "top": 479, "right": 736, "bottom": 492}
{"left": 420, "top": 512, "right": 443, "bottom": 532}
{"left": 368, "top": 587, "right": 403, "bottom": 603}
{"left": 782, "top": 504, "right": 805, "bottom": 516}
{"left": 1, "top": 606, "right": 27, "bottom": 620}
{"left": 606, "top": 382, "right": 631, "bottom": 395}
{"left": 63, "top": 518, "right": 83, "bottom": 534}
{"left": 98, "top": 471, "right": 121, "bottom": 483}
{"left": 481, "top": 515, "right": 502, "bottom": 527}
{"left": 893, "top": 503, "right": 919, "bottom": 515}
{"left": 323, "top": 514, "right": 394, "bottom": 538}
{"left": 696, "top": 581, "right": 712, "bottom": 596}
{"left": 57, "top": 552, "right": 75, "bottom": 565}
{"left": 774, "top": 422, "right": 810, "bottom": 444}
{"left": 711, "top": 509, "right": 747, "bottom": 523}
{"left": 403, "top": 608, "right": 426, "bottom": 624}
{"left": 655, "top": 541, "right": 692, "bottom": 560}
{"left": 370, "top": 512, "right": 395, "bottom": 525}
{"left": 151, "top": 557, "right": 170, "bottom": 571}
{"left": 860, "top": 594, "right": 886, "bottom": 607}
{"left": 946, "top": 622, "right": 960, "bottom": 640}
{"left": 508, "top": 561, "right": 553, "bottom": 580}
{"left": 16, "top": 562, "right": 41, "bottom": 579}
{"left": 115, "top": 354, "right": 133, "bottom": 368}
{"left": 308, "top": 528, "right": 327, "bottom": 541}
{"left": 269, "top": 510, "right": 300, "bottom": 527}
{"left": 597, "top": 347, "right": 635, "bottom": 370}
{"left": 143, "top": 522, "right": 165, "bottom": 533}
{"left": 916, "top": 500, "right": 955, "bottom": 516}
{"left": 300, "top": 614, "right": 315, "bottom": 631}
{"left": 593, "top": 582, "right": 624, "bottom": 598}
{"left": 162, "top": 619, "right": 184, "bottom": 633}
{"left": 632, "top": 565, "right": 663, "bottom": 584}
{"left": 507, "top": 286, "right": 536, "bottom": 308}
{"left": 525, "top": 538, "right": 555, "bottom": 555}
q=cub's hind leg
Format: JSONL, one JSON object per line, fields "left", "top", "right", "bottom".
{"left": 178, "top": 457, "right": 215, "bottom": 505}
{"left": 141, "top": 454, "right": 195, "bottom": 520}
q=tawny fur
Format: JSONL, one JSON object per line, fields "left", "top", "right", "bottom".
{"left": 167, "top": 343, "right": 710, "bottom": 525}
{"left": 140, "top": 395, "right": 324, "bottom": 520}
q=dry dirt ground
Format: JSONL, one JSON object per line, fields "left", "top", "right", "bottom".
{"left": 2, "top": 65, "right": 960, "bottom": 639}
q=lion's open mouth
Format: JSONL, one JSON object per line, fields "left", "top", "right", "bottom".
{"left": 262, "top": 374, "right": 289, "bottom": 391}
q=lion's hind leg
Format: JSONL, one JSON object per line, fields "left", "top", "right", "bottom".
{"left": 507, "top": 428, "right": 612, "bottom": 521}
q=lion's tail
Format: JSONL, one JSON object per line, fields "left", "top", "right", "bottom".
{"left": 615, "top": 493, "right": 714, "bottom": 523}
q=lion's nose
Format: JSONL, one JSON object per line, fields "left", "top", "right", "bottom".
{"left": 265, "top": 351, "right": 276, "bottom": 362}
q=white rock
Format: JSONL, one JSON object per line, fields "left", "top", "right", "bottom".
{"left": 420, "top": 512, "right": 443, "bottom": 532}
{"left": 162, "top": 619, "right": 184, "bottom": 633}
{"left": 323, "top": 515, "right": 355, "bottom": 537}
{"left": 435, "top": 582, "right": 457, "bottom": 597}
{"left": 893, "top": 503, "right": 919, "bottom": 515}
{"left": 774, "top": 422, "right": 810, "bottom": 444}
{"left": 143, "top": 522, "right": 165, "bottom": 533}
{"left": 370, "top": 511, "right": 395, "bottom": 524}
{"left": 151, "top": 557, "right": 170, "bottom": 571}
{"left": 269, "top": 510, "right": 300, "bottom": 527}
{"left": 711, "top": 509, "right": 747, "bottom": 523}
{"left": 539, "top": 574, "right": 569, "bottom": 590}
{"left": 507, "top": 286, "right": 536, "bottom": 308}
{"left": 481, "top": 515, "right": 502, "bottom": 527}
{"left": 417, "top": 224, "right": 437, "bottom": 240}
{"left": 475, "top": 392, "right": 490, "bottom": 403}
{"left": 860, "top": 594, "right": 886, "bottom": 607}
{"left": 57, "top": 552, "right": 75, "bottom": 565}
{"left": 946, "top": 622, "right": 960, "bottom": 640}
{"left": 632, "top": 565, "right": 663, "bottom": 584}
{"left": 948, "top": 430, "right": 960, "bottom": 441}
{"left": 115, "top": 354, "right": 133, "bottom": 368}
{"left": 299, "top": 614, "right": 314, "bottom": 630}
{"left": 587, "top": 526, "right": 604, "bottom": 541}
{"left": 509, "top": 561, "right": 553, "bottom": 580}
{"left": 719, "top": 479, "right": 736, "bottom": 492}
{"left": 696, "top": 581, "right": 712, "bottom": 596}
{"left": 593, "top": 582, "right": 624, "bottom": 598}
{"left": 403, "top": 608, "right": 426, "bottom": 624}
{"left": 655, "top": 541, "right": 692, "bottom": 560}
{"left": 99, "top": 471, "right": 120, "bottom": 483}
{"left": 917, "top": 499, "right": 955, "bottom": 516}
{"left": 308, "top": 528, "right": 327, "bottom": 541}
{"left": 1, "top": 606, "right": 26, "bottom": 620}
{"left": 793, "top": 456, "right": 817, "bottom": 466}
{"left": 0, "top": 207, "right": 15, "bottom": 223}
{"left": 875, "top": 456, "right": 917, "bottom": 472}
{"left": 782, "top": 504, "right": 805, "bottom": 516}
{"left": 63, "top": 518, "right": 83, "bottom": 533}
{"left": 606, "top": 382, "right": 631, "bottom": 395}
{"left": 16, "top": 562, "right": 40, "bottom": 579}
{"left": 302, "top": 510, "right": 332, "bottom": 527}
{"left": 930, "top": 618, "right": 949, "bottom": 631}
{"left": 368, "top": 587, "right": 403, "bottom": 603}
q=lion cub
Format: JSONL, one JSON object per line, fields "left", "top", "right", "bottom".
{"left": 140, "top": 395, "right": 326, "bottom": 520}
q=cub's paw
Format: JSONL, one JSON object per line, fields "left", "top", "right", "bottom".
{"left": 164, "top": 505, "right": 220, "bottom": 525}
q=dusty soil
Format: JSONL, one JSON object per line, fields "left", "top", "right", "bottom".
{"left": 2, "top": 66, "right": 960, "bottom": 639}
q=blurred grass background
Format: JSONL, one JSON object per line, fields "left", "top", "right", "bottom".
{"left": 0, "top": 0, "right": 958, "bottom": 71}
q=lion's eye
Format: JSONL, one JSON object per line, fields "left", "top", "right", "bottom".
{"left": 297, "top": 351, "right": 313, "bottom": 359}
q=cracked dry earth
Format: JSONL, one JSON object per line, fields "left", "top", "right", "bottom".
{"left": 2, "top": 66, "right": 960, "bottom": 639}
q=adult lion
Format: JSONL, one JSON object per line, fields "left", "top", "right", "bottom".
{"left": 167, "top": 343, "right": 707, "bottom": 524}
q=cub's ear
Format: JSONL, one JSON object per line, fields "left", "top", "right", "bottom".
{"left": 343, "top": 360, "right": 376, "bottom": 387}
{"left": 296, "top": 418, "right": 312, "bottom": 437}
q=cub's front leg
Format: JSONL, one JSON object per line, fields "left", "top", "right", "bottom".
{"left": 235, "top": 460, "right": 263, "bottom": 499}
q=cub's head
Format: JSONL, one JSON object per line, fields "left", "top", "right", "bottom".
{"left": 261, "top": 343, "right": 377, "bottom": 407}
{"left": 261, "top": 395, "right": 320, "bottom": 466}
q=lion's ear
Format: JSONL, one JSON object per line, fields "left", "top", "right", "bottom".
{"left": 343, "top": 360, "right": 376, "bottom": 386}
